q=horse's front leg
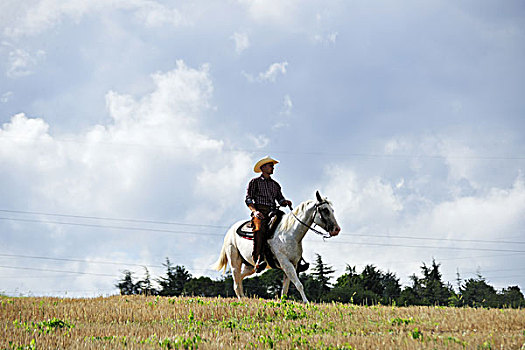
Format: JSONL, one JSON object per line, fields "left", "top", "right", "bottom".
{"left": 282, "top": 275, "right": 290, "bottom": 298}
{"left": 280, "top": 261, "right": 308, "bottom": 303}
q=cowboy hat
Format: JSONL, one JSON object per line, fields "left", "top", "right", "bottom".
{"left": 253, "top": 156, "right": 279, "bottom": 173}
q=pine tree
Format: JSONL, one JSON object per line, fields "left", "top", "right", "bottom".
{"left": 308, "top": 254, "right": 335, "bottom": 301}
{"left": 116, "top": 270, "right": 138, "bottom": 295}
{"left": 136, "top": 267, "right": 157, "bottom": 296}
{"left": 157, "top": 258, "right": 192, "bottom": 296}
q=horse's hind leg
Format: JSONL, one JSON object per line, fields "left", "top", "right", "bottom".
{"left": 226, "top": 245, "right": 245, "bottom": 298}
{"left": 241, "top": 264, "right": 256, "bottom": 280}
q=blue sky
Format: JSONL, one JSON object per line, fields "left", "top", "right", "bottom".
{"left": 1, "top": 0, "right": 525, "bottom": 297}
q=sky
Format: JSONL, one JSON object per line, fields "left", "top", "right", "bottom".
{"left": 1, "top": 0, "right": 525, "bottom": 297}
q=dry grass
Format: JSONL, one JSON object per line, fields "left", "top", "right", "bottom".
{"left": 1, "top": 295, "right": 524, "bottom": 349}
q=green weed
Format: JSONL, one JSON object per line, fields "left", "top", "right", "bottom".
{"left": 13, "top": 318, "right": 74, "bottom": 335}
{"left": 390, "top": 317, "right": 414, "bottom": 326}
{"left": 7, "top": 339, "right": 36, "bottom": 350}
{"left": 411, "top": 327, "right": 422, "bottom": 340}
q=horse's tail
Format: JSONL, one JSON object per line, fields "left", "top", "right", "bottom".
{"left": 212, "top": 229, "right": 231, "bottom": 273}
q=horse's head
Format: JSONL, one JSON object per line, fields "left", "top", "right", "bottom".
{"left": 313, "top": 191, "right": 341, "bottom": 237}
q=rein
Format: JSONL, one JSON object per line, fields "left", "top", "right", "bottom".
{"left": 289, "top": 203, "right": 333, "bottom": 239}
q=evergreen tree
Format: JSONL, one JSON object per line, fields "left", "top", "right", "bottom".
{"left": 157, "top": 258, "right": 192, "bottom": 296}
{"left": 136, "top": 267, "right": 157, "bottom": 296}
{"left": 380, "top": 271, "right": 401, "bottom": 303}
{"left": 328, "top": 265, "right": 360, "bottom": 303}
{"left": 460, "top": 275, "right": 500, "bottom": 308}
{"left": 311, "top": 254, "right": 335, "bottom": 292}
{"left": 361, "top": 265, "right": 383, "bottom": 296}
{"left": 116, "top": 270, "right": 138, "bottom": 295}
{"left": 184, "top": 276, "right": 218, "bottom": 297}
{"left": 328, "top": 265, "right": 400, "bottom": 305}
{"left": 420, "top": 260, "right": 453, "bottom": 305}
{"left": 500, "top": 286, "right": 525, "bottom": 308}
{"left": 399, "top": 260, "right": 452, "bottom": 306}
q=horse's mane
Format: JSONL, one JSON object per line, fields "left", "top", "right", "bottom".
{"left": 279, "top": 200, "right": 315, "bottom": 232}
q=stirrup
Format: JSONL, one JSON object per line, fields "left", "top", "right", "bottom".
{"left": 297, "top": 258, "right": 309, "bottom": 273}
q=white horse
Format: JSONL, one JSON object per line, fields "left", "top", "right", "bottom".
{"left": 213, "top": 191, "right": 341, "bottom": 303}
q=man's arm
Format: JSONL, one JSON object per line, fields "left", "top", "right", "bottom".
{"left": 274, "top": 182, "right": 292, "bottom": 208}
{"left": 246, "top": 179, "right": 264, "bottom": 218}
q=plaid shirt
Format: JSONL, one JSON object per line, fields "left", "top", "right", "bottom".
{"left": 245, "top": 175, "right": 286, "bottom": 208}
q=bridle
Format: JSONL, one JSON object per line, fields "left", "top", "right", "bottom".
{"left": 289, "top": 201, "right": 334, "bottom": 239}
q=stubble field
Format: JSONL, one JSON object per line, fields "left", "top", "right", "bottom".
{"left": 1, "top": 295, "right": 524, "bottom": 349}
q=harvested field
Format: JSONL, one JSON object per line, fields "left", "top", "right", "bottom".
{"left": 1, "top": 295, "right": 524, "bottom": 349}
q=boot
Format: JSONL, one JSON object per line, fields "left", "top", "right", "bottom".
{"left": 256, "top": 260, "right": 267, "bottom": 273}
{"left": 297, "top": 257, "right": 309, "bottom": 273}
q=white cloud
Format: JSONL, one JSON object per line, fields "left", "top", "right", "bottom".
{"left": 273, "top": 94, "right": 293, "bottom": 129}
{"left": 1, "top": 59, "right": 265, "bottom": 295}
{"left": 280, "top": 94, "right": 293, "bottom": 115}
{"left": 231, "top": 31, "right": 250, "bottom": 54}
{"left": 411, "top": 178, "right": 525, "bottom": 241}
{"left": 1, "top": 91, "right": 13, "bottom": 103}
{"left": 2, "top": 0, "right": 189, "bottom": 37}
{"left": 322, "top": 166, "right": 403, "bottom": 230}
{"left": 314, "top": 31, "right": 338, "bottom": 45}
{"left": 243, "top": 61, "right": 288, "bottom": 83}
{"left": 236, "top": 0, "right": 300, "bottom": 23}
{"left": 6, "top": 48, "right": 46, "bottom": 78}
{"left": 133, "top": 1, "right": 188, "bottom": 28}
{"left": 248, "top": 135, "right": 270, "bottom": 149}
{"left": 259, "top": 61, "right": 288, "bottom": 81}
{"left": 0, "top": 60, "right": 251, "bottom": 220}
{"left": 313, "top": 136, "right": 525, "bottom": 286}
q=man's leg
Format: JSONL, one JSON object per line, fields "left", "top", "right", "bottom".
{"left": 251, "top": 216, "right": 264, "bottom": 263}
{"left": 252, "top": 217, "right": 268, "bottom": 272}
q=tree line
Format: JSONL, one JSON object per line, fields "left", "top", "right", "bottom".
{"left": 116, "top": 255, "right": 525, "bottom": 308}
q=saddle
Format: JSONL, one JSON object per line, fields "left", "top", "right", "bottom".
{"left": 236, "top": 220, "right": 256, "bottom": 240}
{"left": 236, "top": 209, "right": 284, "bottom": 269}
{"left": 234, "top": 209, "right": 309, "bottom": 273}
{"left": 235, "top": 209, "right": 284, "bottom": 240}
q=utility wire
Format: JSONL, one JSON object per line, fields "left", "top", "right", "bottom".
{"left": 338, "top": 241, "right": 525, "bottom": 254}
{"left": 0, "top": 253, "right": 216, "bottom": 272}
{"left": 0, "top": 253, "right": 165, "bottom": 269}
{"left": 2, "top": 135, "right": 525, "bottom": 160}
{"left": 0, "top": 217, "right": 219, "bottom": 236}
{"left": 2, "top": 215, "right": 525, "bottom": 248}
{"left": 0, "top": 209, "right": 228, "bottom": 229}
{"left": 4, "top": 253, "right": 525, "bottom": 277}
{"left": 0, "top": 265, "right": 116, "bottom": 277}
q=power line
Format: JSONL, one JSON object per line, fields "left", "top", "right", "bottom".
{"left": 337, "top": 232, "right": 525, "bottom": 246}
{"left": 2, "top": 135, "right": 525, "bottom": 160}
{"left": 0, "top": 253, "right": 217, "bottom": 273}
{"left": 0, "top": 250, "right": 523, "bottom": 281}
{"left": 333, "top": 241, "right": 525, "bottom": 254}
{"left": 0, "top": 265, "right": 116, "bottom": 277}
{"left": 0, "top": 217, "right": 222, "bottom": 236}
{"left": 0, "top": 209, "right": 229, "bottom": 229}
{"left": 0, "top": 253, "right": 165, "bottom": 269}
{"left": 2, "top": 215, "right": 525, "bottom": 249}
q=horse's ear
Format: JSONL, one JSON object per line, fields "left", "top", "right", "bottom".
{"left": 316, "top": 190, "right": 322, "bottom": 202}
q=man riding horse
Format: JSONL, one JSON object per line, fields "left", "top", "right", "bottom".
{"left": 245, "top": 156, "right": 308, "bottom": 273}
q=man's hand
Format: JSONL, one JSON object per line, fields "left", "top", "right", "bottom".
{"left": 253, "top": 210, "right": 264, "bottom": 219}
{"left": 284, "top": 200, "right": 293, "bottom": 208}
